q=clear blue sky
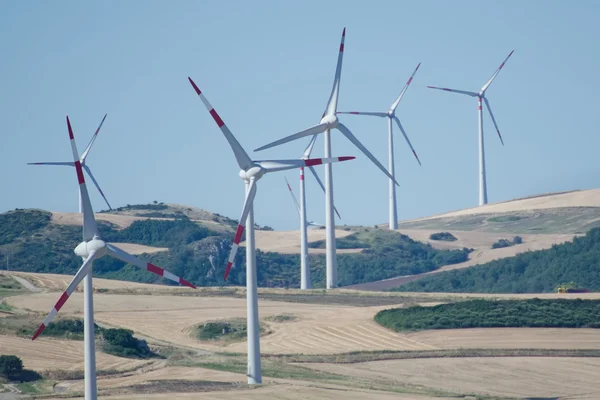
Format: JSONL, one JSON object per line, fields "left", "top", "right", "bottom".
{"left": 1, "top": 1, "right": 599, "bottom": 230}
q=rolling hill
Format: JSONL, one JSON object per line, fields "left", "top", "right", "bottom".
{"left": 349, "top": 189, "right": 600, "bottom": 291}
{"left": 0, "top": 205, "right": 470, "bottom": 288}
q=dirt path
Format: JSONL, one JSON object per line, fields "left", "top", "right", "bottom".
{"left": 10, "top": 274, "right": 42, "bottom": 293}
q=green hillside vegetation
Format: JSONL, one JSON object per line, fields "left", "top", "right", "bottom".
{"left": 375, "top": 299, "right": 600, "bottom": 332}
{"left": 1, "top": 208, "right": 469, "bottom": 288}
{"left": 396, "top": 227, "right": 600, "bottom": 293}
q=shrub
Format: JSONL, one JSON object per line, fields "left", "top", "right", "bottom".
{"left": 101, "top": 328, "right": 155, "bottom": 359}
{"left": 429, "top": 232, "right": 457, "bottom": 242}
{"left": 0, "top": 355, "right": 23, "bottom": 378}
{"left": 492, "top": 239, "right": 513, "bottom": 249}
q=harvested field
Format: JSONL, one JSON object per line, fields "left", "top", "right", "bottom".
{"left": 90, "top": 384, "right": 448, "bottom": 400}
{"left": 303, "top": 357, "right": 600, "bottom": 399}
{"left": 407, "top": 189, "right": 600, "bottom": 220}
{"left": 250, "top": 229, "right": 359, "bottom": 254}
{"left": 407, "top": 327, "right": 600, "bottom": 350}
{"left": 0, "top": 335, "right": 150, "bottom": 372}
{"left": 9, "top": 272, "right": 184, "bottom": 292}
{"left": 7, "top": 293, "right": 435, "bottom": 354}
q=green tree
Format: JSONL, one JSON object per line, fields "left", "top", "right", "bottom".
{"left": 0, "top": 355, "right": 23, "bottom": 378}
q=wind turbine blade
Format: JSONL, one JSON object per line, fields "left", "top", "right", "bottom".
{"left": 483, "top": 97, "right": 504, "bottom": 145}
{"left": 27, "top": 162, "right": 74, "bottom": 166}
{"left": 80, "top": 114, "right": 107, "bottom": 161}
{"left": 106, "top": 243, "right": 196, "bottom": 288}
{"left": 256, "top": 156, "right": 355, "bottom": 173}
{"left": 254, "top": 123, "right": 328, "bottom": 152}
{"left": 393, "top": 116, "right": 422, "bottom": 165}
{"left": 224, "top": 179, "right": 258, "bottom": 281}
{"left": 32, "top": 251, "right": 98, "bottom": 340}
{"left": 480, "top": 50, "right": 514, "bottom": 93}
{"left": 82, "top": 165, "right": 112, "bottom": 210}
{"left": 323, "top": 27, "right": 346, "bottom": 117}
{"left": 308, "top": 166, "right": 341, "bottom": 219}
{"left": 302, "top": 134, "right": 319, "bottom": 159}
{"left": 336, "top": 122, "right": 399, "bottom": 186}
{"left": 188, "top": 78, "right": 253, "bottom": 170}
{"left": 284, "top": 177, "right": 301, "bottom": 218}
{"left": 426, "top": 86, "right": 478, "bottom": 97}
{"left": 390, "top": 62, "right": 421, "bottom": 113}
{"left": 336, "top": 111, "right": 387, "bottom": 117}
{"left": 67, "top": 116, "right": 98, "bottom": 241}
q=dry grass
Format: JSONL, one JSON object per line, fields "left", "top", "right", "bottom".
{"left": 302, "top": 357, "right": 600, "bottom": 399}
{"left": 249, "top": 229, "right": 359, "bottom": 254}
{"left": 405, "top": 188, "right": 600, "bottom": 221}
{"left": 0, "top": 335, "right": 151, "bottom": 372}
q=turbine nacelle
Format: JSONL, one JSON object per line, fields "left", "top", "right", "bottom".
{"left": 239, "top": 166, "right": 264, "bottom": 181}
{"left": 319, "top": 114, "right": 338, "bottom": 128}
{"left": 74, "top": 238, "right": 107, "bottom": 259}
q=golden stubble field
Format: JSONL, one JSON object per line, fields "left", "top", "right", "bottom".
{"left": 4, "top": 274, "right": 600, "bottom": 399}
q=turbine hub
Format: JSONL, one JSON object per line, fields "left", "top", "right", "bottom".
{"left": 74, "top": 237, "right": 107, "bottom": 258}
{"left": 239, "top": 166, "right": 264, "bottom": 181}
{"left": 319, "top": 114, "right": 338, "bottom": 128}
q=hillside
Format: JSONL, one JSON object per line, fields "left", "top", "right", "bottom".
{"left": 398, "top": 189, "right": 600, "bottom": 234}
{"left": 396, "top": 227, "right": 600, "bottom": 293}
{"left": 0, "top": 206, "right": 470, "bottom": 288}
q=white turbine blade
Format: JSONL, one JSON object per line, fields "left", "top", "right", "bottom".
{"left": 336, "top": 111, "right": 387, "bottom": 117}
{"left": 308, "top": 166, "right": 342, "bottom": 219}
{"left": 284, "top": 177, "right": 301, "bottom": 218}
{"left": 389, "top": 62, "right": 421, "bottom": 113}
{"left": 393, "top": 116, "right": 422, "bottom": 165}
{"left": 32, "top": 251, "right": 98, "bottom": 340}
{"left": 323, "top": 27, "right": 346, "bottom": 117}
{"left": 66, "top": 117, "right": 98, "bottom": 241}
{"left": 254, "top": 123, "right": 328, "bottom": 152}
{"left": 480, "top": 50, "right": 514, "bottom": 93}
{"left": 302, "top": 134, "right": 319, "bottom": 159}
{"left": 80, "top": 113, "right": 107, "bottom": 161}
{"left": 256, "top": 156, "right": 355, "bottom": 173}
{"left": 106, "top": 243, "right": 196, "bottom": 288}
{"left": 308, "top": 221, "right": 325, "bottom": 228}
{"left": 188, "top": 77, "right": 253, "bottom": 170}
{"left": 483, "top": 97, "right": 505, "bottom": 146}
{"left": 224, "top": 179, "right": 258, "bottom": 281}
{"left": 336, "top": 122, "right": 399, "bottom": 186}
{"left": 27, "top": 161, "right": 74, "bottom": 166}
{"left": 82, "top": 165, "right": 112, "bottom": 210}
{"left": 427, "top": 86, "right": 478, "bottom": 97}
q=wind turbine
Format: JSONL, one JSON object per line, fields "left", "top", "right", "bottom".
{"left": 254, "top": 28, "right": 397, "bottom": 289}
{"left": 188, "top": 77, "right": 354, "bottom": 384}
{"left": 284, "top": 134, "right": 341, "bottom": 290}
{"left": 28, "top": 114, "right": 112, "bottom": 211}
{"left": 427, "top": 51, "right": 514, "bottom": 206}
{"left": 31, "top": 116, "right": 196, "bottom": 400}
{"left": 337, "top": 63, "right": 422, "bottom": 230}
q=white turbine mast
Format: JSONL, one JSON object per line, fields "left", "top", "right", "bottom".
{"left": 31, "top": 116, "right": 196, "bottom": 400}
{"left": 337, "top": 63, "right": 422, "bottom": 230}
{"left": 284, "top": 134, "right": 341, "bottom": 290}
{"left": 428, "top": 50, "right": 514, "bottom": 206}
{"left": 188, "top": 77, "right": 354, "bottom": 384}
{"left": 254, "top": 28, "right": 397, "bottom": 289}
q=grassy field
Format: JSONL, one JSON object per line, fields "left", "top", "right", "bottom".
{"left": 3, "top": 273, "right": 600, "bottom": 399}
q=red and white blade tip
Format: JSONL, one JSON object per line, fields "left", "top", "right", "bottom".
{"left": 342, "top": 27, "right": 346, "bottom": 37}
{"left": 188, "top": 77, "right": 201, "bottom": 95}
{"left": 32, "top": 290, "right": 70, "bottom": 340}
{"left": 147, "top": 262, "right": 196, "bottom": 289}
{"left": 32, "top": 324, "right": 45, "bottom": 341}
{"left": 67, "top": 116, "right": 74, "bottom": 139}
